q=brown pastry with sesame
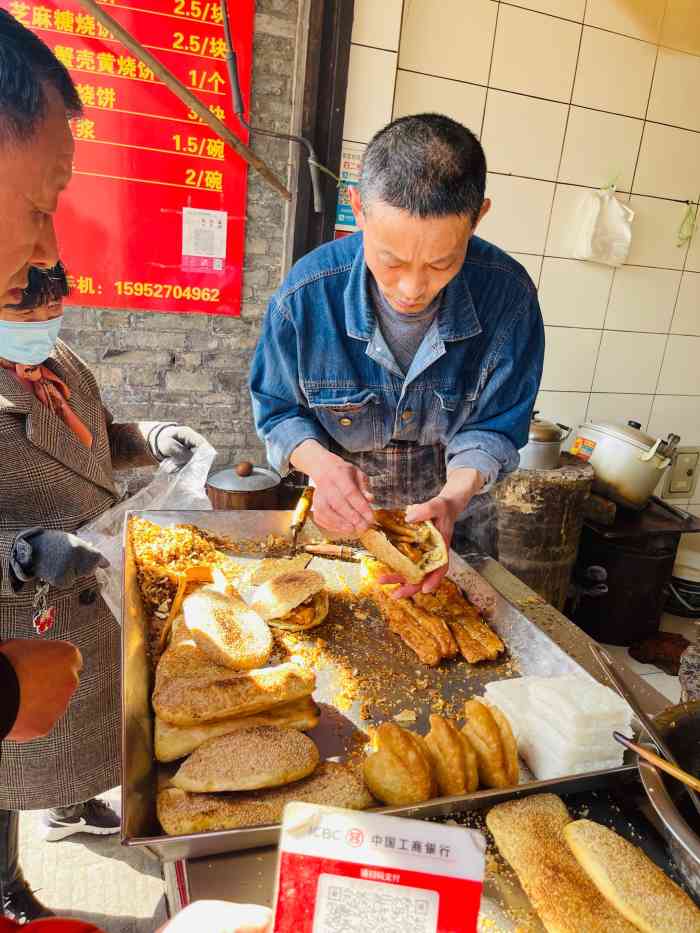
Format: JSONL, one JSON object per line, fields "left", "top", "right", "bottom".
{"left": 171, "top": 725, "right": 320, "bottom": 793}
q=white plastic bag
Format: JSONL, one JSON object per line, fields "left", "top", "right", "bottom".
{"left": 79, "top": 442, "right": 217, "bottom": 619}
{"left": 573, "top": 188, "right": 634, "bottom": 267}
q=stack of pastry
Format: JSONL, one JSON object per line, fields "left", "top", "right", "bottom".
{"left": 364, "top": 560, "right": 504, "bottom": 666}
{"left": 153, "top": 585, "right": 372, "bottom": 835}
{"left": 362, "top": 698, "right": 519, "bottom": 806}
{"left": 484, "top": 675, "right": 632, "bottom": 780}
{"left": 487, "top": 794, "right": 700, "bottom": 933}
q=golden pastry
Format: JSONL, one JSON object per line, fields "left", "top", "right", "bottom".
{"left": 399, "top": 600, "right": 458, "bottom": 659}
{"left": 374, "top": 590, "right": 442, "bottom": 666}
{"left": 424, "top": 714, "right": 478, "bottom": 795}
{"left": 462, "top": 698, "right": 514, "bottom": 788}
{"left": 363, "top": 722, "right": 436, "bottom": 805}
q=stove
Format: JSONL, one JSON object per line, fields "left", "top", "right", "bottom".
{"left": 566, "top": 498, "right": 700, "bottom": 646}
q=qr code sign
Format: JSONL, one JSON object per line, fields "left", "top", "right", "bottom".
{"left": 312, "top": 874, "right": 438, "bottom": 933}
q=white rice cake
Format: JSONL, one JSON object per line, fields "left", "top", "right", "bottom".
{"left": 529, "top": 675, "right": 631, "bottom": 731}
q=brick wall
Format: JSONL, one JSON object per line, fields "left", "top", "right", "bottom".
{"left": 61, "top": 0, "right": 300, "bottom": 489}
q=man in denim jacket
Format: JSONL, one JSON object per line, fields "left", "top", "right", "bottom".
{"left": 250, "top": 114, "right": 544, "bottom": 597}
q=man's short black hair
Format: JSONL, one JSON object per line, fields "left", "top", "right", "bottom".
{"left": 18, "top": 262, "right": 70, "bottom": 309}
{"left": 0, "top": 9, "right": 81, "bottom": 146}
{"left": 359, "top": 113, "right": 487, "bottom": 223}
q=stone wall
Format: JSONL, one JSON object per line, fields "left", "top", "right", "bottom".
{"left": 61, "top": 0, "right": 300, "bottom": 489}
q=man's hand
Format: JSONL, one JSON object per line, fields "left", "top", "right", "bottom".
{"left": 12, "top": 529, "right": 108, "bottom": 587}
{"left": 291, "top": 441, "right": 374, "bottom": 536}
{"left": 152, "top": 424, "right": 209, "bottom": 466}
{"left": 1, "top": 639, "right": 82, "bottom": 741}
{"left": 158, "top": 901, "right": 272, "bottom": 932}
{"left": 382, "top": 468, "right": 484, "bottom": 599}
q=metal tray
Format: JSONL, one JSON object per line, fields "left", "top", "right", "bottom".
{"left": 121, "top": 510, "right": 634, "bottom": 861}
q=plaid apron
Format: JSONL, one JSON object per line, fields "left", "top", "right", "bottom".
{"left": 330, "top": 440, "right": 498, "bottom": 559}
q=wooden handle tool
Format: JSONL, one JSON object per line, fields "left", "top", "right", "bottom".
{"left": 290, "top": 487, "right": 314, "bottom": 550}
{"left": 614, "top": 731, "right": 700, "bottom": 793}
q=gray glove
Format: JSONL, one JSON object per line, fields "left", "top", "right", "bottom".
{"left": 11, "top": 528, "right": 108, "bottom": 588}
{"left": 149, "top": 424, "right": 207, "bottom": 466}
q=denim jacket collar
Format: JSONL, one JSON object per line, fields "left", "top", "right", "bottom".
{"left": 343, "top": 239, "right": 482, "bottom": 344}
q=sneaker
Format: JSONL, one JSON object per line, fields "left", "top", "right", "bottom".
{"left": 2, "top": 877, "right": 54, "bottom": 922}
{"left": 41, "top": 797, "right": 121, "bottom": 842}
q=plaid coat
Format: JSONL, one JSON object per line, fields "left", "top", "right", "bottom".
{"left": 0, "top": 340, "right": 156, "bottom": 809}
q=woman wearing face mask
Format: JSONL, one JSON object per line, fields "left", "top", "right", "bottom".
{"left": 0, "top": 264, "right": 209, "bottom": 923}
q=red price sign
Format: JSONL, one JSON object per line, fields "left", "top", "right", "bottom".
{"left": 3, "top": 0, "right": 253, "bottom": 315}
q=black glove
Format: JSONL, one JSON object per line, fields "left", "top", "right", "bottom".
{"left": 11, "top": 528, "right": 109, "bottom": 588}
{"left": 149, "top": 424, "right": 208, "bottom": 466}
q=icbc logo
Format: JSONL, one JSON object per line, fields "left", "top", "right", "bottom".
{"left": 346, "top": 828, "right": 364, "bottom": 847}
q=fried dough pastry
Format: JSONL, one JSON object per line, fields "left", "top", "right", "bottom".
{"left": 424, "top": 715, "right": 478, "bottom": 796}
{"left": 363, "top": 722, "right": 436, "bottom": 806}
{"left": 374, "top": 590, "right": 442, "bottom": 666}
{"left": 462, "top": 698, "right": 519, "bottom": 788}
{"left": 399, "top": 600, "right": 458, "bottom": 659}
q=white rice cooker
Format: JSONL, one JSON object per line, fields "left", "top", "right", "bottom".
{"left": 570, "top": 420, "right": 680, "bottom": 510}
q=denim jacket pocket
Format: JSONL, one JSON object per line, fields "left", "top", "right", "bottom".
{"left": 305, "top": 388, "right": 379, "bottom": 451}
{"left": 433, "top": 386, "right": 480, "bottom": 437}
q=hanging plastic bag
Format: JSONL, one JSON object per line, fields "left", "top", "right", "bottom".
{"left": 79, "top": 442, "right": 217, "bottom": 619}
{"left": 573, "top": 188, "right": 634, "bottom": 267}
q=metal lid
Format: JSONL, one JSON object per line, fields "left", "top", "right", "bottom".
{"left": 207, "top": 463, "right": 280, "bottom": 492}
{"left": 583, "top": 420, "right": 658, "bottom": 451}
{"left": 529, "top": 412, "right": 568, "bottom": 442}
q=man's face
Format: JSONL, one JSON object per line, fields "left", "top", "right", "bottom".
{"left": 350, "top": 187, "right": 491, "bottom": 314}
{"left": 0, "top": 86, "right": 74, "bottom": 310}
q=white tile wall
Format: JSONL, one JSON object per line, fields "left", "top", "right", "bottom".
{"left": 351, "top": 0, "right": 403, "bottom": 50}
{"left": 482, "top": 90, "right": 567, "bottom": 180}
{"left": 634, "top": 122, "right": 700, "bottom": 201}
{"left": 558, "top": 107, "right": 642, "bottom": 191}
{"left": 572, "top": 28, "right": 657, "bottom": 118}
{"left": 478, "top": 174, "right": 554, "bottom": 254}
{"left": 490, "top": 5, "right": 581, "bottom": 102}
{"left": 671, "top": 273, "right": 700, "bottom": 336}
{"left": 539, "top": 258, "right": 613, "bottom": 328}
{"left": 399, "top": 0, "right": 497, "bottom": 86}
{"left": 593, "top": 331, "right": 667, "bottom": 393}
{"left": 342, "top": 0, "right": 700, "bottom": 434}
{"left": 586, "top": 393, "right": 654, "bottom": 428}
{"left": 393, "top": 71, "right": 486, "bottom": 135}
{"left": 605, "top": 267, "right": 681, "bottom": 333}
{"left": 585, "top": 0, "right": 665, "bottom": 42}
{"left": 648, "top": 48, "right": 700, "bottom": 132}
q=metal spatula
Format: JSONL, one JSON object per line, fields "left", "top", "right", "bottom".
{"left": 590, "top": 642, "right": 700, "bottom": 818}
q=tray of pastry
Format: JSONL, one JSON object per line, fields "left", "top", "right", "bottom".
{"left": 121, "top": 509, "right": 634, "bottom": 862}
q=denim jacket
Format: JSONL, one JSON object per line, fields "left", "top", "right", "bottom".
{"left": 250, "top": 233, "right": 544, "bottom": 488}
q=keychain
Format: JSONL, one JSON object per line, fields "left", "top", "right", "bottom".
{"left": 32, "top": 581, "right": 56, "bottom": 635}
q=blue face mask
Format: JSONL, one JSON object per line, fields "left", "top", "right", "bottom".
{"left": 0, "top": 315, "right": 64, "bottom": 366}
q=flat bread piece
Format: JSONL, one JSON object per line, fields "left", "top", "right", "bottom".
{"left": 182, "top": 585, "right": 272, "bottom": 670}
{"left": 486, "top": 795, "right": 638, "bottom": 933}
{"left": 245, "top": 554, "right": 312, "bottom": 586}
{"left": 171, "top": 726, "right": 320, "bottom": 792}
{"left": 360, "top": 510, "right": 447, "bottom": 584}
{"left": 154, "top": 696, "right": 320, "bottom": 762}
{"left": 158, "top": 762, "right": 374, "bottom": 835}
{"left": 564, "top": 819, "right": 700, "bottom": 933}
